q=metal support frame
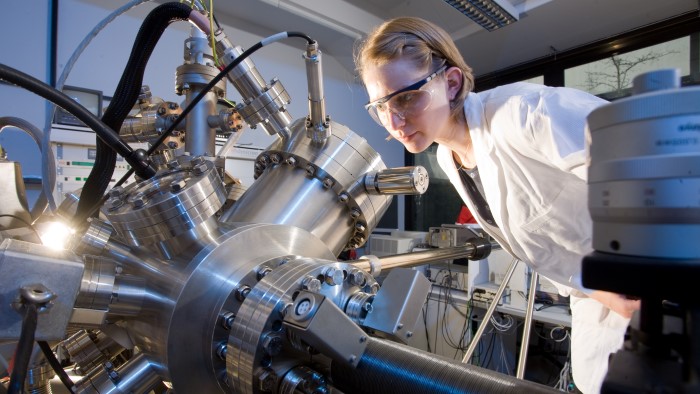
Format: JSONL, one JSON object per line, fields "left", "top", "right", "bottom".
{"left": 461, "top": 258, "right": 539, "bottom": 381}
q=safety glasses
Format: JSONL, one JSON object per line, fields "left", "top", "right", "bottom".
{"left": 365, "top": 65, "right": 447, "bottom": 126}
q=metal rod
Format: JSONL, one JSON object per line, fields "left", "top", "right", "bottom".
{"left": 350, "top": 241, "right": 500, "bottom": 273}
{"left": 461, "top": 258, "right": 518, "bottom": 364}
{"left": 517, "top": 270, "right": 539, "bottom": 379}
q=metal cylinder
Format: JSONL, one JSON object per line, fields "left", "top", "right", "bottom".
{"left": 331, "top": 337, "right": 556, "bottom": 394}
{"left": 61, "top": 330, "right": 125, "bottom": 375}
{"left": 216, "top": 35, "right": 293, "bottom": 139}
{"left": 74, "top": 353, "right": 160, "bottom": 394}
{"left": 587, "top": 68, "right": 700, "bottom": 259}
{"left": 364, "top": 166, "right": 429, "bottom": 195}
{"left": 119, "top": 103, "right": 182, "bottom": 145}
{"left": 304, "top": 44, "right": 329, "bottom": 143}
{"left": 220, "top": 119, "right": 392, "bottom": 254}
{"left": 109, "top": 275, "right": 146, "bottom": 317}
{"left": 102, "top": 157, "right": 226, "bottom": 248}
{"left": 72, "top": 219, "right": 114, "bottom": 256}
{"left": 350, "top": 239, "right": 496, "bottom": 273}
{"left": 176, "top": 29, "right": 225, "bottom": 156}
{"left": 25, "top": 359, "right": 54, "bottom": 394}
{"left": 75, "top": 255, "right": 116, "bottom": 311}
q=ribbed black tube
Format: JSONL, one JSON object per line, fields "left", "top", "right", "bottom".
{"left": 75, "top": 2, "right": 192, "bottom": 224}
{"left": 331, "top": 338, "right": 556, "bottom": 394}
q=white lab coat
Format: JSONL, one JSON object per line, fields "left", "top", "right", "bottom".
{"left": 436, "top": 83, "right": 629, "bottom": 393}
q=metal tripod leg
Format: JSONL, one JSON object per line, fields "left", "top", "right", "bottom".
{"left": 517, "top": 270, "right": 538, "bottom": 379}
{"left": 461, "top": 259, "right": 539, "bottom": 381}
{"left": 461, "top": 258, "right": 518, "bottom": 363}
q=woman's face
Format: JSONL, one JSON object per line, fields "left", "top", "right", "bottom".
{"left": 363, "top": 58, "right": 453, "bottom": 153}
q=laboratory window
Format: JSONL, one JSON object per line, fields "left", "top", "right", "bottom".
{"left": 565, "top": 36, "right": 698, "bottom": 100}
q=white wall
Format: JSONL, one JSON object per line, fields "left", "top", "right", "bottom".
{"left": 0, "top": 0, "right": 405, "bottom": 212}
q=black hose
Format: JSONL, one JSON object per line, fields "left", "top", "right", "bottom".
{"left": 7, "top": 304, "right": 38, "bottom": 394}
{"left": 38, "top": 341, "right": 75, "bottom": 393}
{"left": 331, "top": 337, "right": 557, "bottom": 394}
{"left": 0, "top": 63, "right": 153, "bottom": 184}
{"left": 75, "top": 2, "right": 192, "bottom": 225}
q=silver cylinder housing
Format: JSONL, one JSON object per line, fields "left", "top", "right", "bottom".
{"left": 587, "top": 68, "right": 700, "bottom": 259}
{"left": 219, "top": 118, "right": 392, "bottom": 255}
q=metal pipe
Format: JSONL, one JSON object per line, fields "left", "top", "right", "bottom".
{"left": 462, "top": 257, "right": 518, "bottom": 364}
{"left": 517, "top": 270, "right": 539, "bottom": 379}
{"left": 332, "top": 337, "right": 557, "bottom": 394}
{"left": 74, "top": 353, "right": 160, "bottom": 394}
{"left": 350, "top": 239, "right": 498, "bottom": 273}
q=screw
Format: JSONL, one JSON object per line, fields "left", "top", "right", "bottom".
{"left": 350, "top": 209, "right": 361, "bottom": 219}
{"left": 323, "top": 267, "right": 344, "bottom": 286}
{"left": 355, "top": 222, "right": 366, "bottom": 233}
{"left": 348, "top": 270, "right": 367, "bottom": 287}
{"left": 107, "top": 198, "right": 123, "bottom": 210}
{"left": 193, "top": 163, "right": 208, "bottom": 175}
{"left": 132, "top": 196, "right": 146, "bottom": 208}
{"left": 236, "top": 285, "right": 251, "bottom": 301}
{"left": 359, "top": 335, "right": 367, "bottom": 343}
{"left": 167, "top": 160, "right": 180, "bottom": 169}
{"left": 305, "top": 164, "right": 315, "bottom": 177}
{"left": 258, "top": 369, "right": 277, "bottom": 392}
{"left": 108, "top": 187, "right": 123, "bottom": 198}
{"left": 363, "top": 303, "right": 373, "bottom": 313}
{"left": 216, "top": 342, "right": 227, "bottom": 360}
{"left": 286, "top": 156, "right": 297, "bottom": 166}
{"left": 301, "top": 276, "right": 321, "bottom": 293}
{"left": 270, "top": 154, "right": 281, "bottom": 164}
{"left": 349, "top": 355, "right": 357, "bottom": 364}
{"left": 157, "top": 107, "right": 166, "bottom": 115}
{"left": 108, "top": 370, "right": 119, "bottom": 382}
{"left": 322, "top": 178, "right": 334, "bottom": 189}
{"left": 406, "top": 331, "right": 413, "bottom": 338}
{"left": 191, "top": 156, "right": 205, "bottom": 165}
{"left": 338, "top": 193, "right": 349, "bottom": 203}
{"left": 170, "top": 180, "right": 186, "bottom": 192}
{"left": 167, "top": 141, "right": 178, "bottom": 149}
{"left": 169, "top": 102, "right": 179, "bottom": 110}
{"left": 257, "top": 266, "right": 273, "bottom": 280}
{"left": 396, "top": 323, "right": 404, "bottom": 330}
{"left": 261, "top": 333, "right": 283, "bottom": 356}
{"left": 221, "top": 311, "right": 235, "bottom": 330}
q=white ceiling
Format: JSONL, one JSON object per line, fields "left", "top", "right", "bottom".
{"left": 213, "top": 0, "right": 699, "bottom": 76}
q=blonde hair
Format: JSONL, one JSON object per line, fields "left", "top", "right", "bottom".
{"left": 355, "top": 17, "right": 474, "bottom": 120}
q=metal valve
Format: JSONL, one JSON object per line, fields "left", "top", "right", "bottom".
{"left": 364, "top": 166, "right": 429, "bottom": 195}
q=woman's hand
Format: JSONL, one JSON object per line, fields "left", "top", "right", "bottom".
{"left": 589, "top": 290, "right": 641, "bottom": 319}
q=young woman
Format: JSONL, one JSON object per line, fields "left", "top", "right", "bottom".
{"left": 355, "top": 16, "right": 640, "bottom": 393}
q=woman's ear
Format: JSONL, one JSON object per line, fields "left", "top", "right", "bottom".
{"left": 445, "top": 66, "right": 463, "bottom": 100}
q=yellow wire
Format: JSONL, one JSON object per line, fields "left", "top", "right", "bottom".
{"left": 208, "top": 0, "right": 219, "bottom": 67}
